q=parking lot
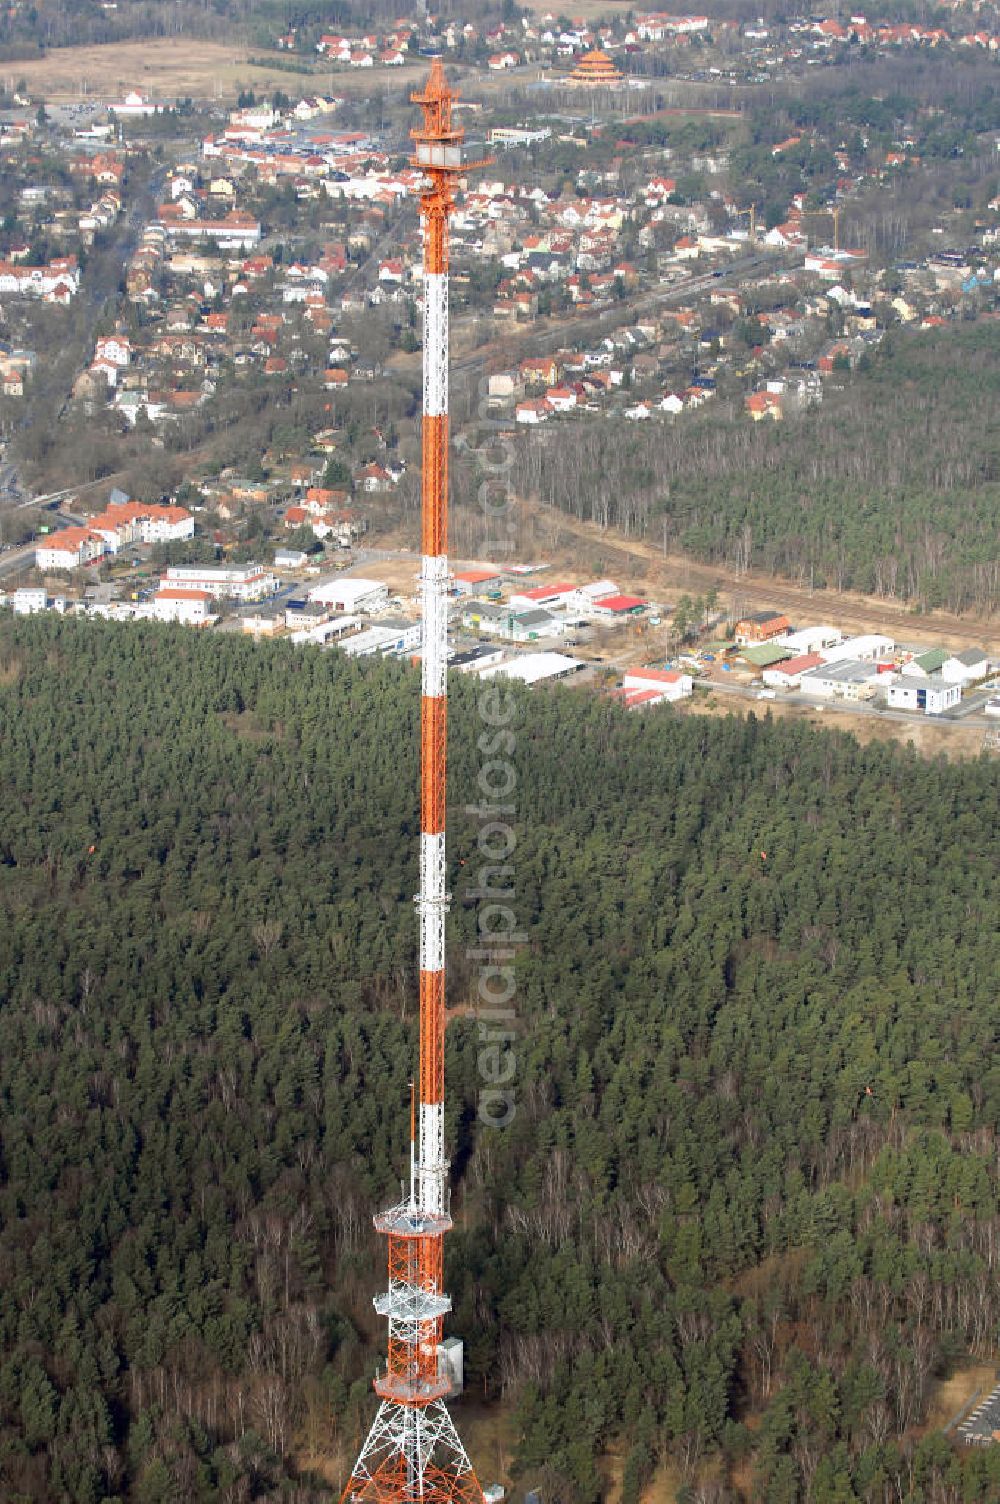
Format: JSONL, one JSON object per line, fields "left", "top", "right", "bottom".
{"left": 958, "top": 1380, "right": 1000, "bottom": 1445}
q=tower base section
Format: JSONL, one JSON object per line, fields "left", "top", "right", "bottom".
{"left": 342, "top": 1398, "right": 483, "bottom": 1504}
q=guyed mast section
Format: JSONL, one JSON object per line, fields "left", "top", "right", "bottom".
{"left": 341, "top": 61, "right": 490, "bottom": 1504}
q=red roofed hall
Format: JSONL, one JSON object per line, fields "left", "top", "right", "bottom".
{"left": 453, "top": 568, "right": 503, "bottom": 596}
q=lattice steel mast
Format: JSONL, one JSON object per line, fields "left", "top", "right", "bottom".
{"left": 341, "top": 61, "right": 488, "bottom": 1504}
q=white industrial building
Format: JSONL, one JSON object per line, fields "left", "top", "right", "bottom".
{"left": 799, "top": 659, "right": 886, "bottom": 700}
{"left": 818, "top": 634, "right": 894, "bottom": 665}
{"left": 887, "top": 674, "right": 962, "bottom": 716}
{"left": 479, "top": 651, "right": 584, "bottom": 685}
{"left": 11, "top": 587, "right": 66, "bottom": 615}
{"left": 308, "top": 576, "right": 389, "bottom": 614}
{"left": 284, "top": 601, "right": 330, "bottom": 631}
{"left": 452, "top": 568, "right": 503, "bottom": 596}
{"left": 776, "top": 625, "right": 843, "bottom": 655}
{"left": 508, "top": 607, "right": 562, "bottom": 641}
{"left": 508, "top": 581, "right": 577, "bottom": 611}
{"left": 569, "top": 580, "right": 618, "bottom": 614}
{"left": 762, "top": 652, "right": 825, "bottom": 689}
{"left": 622, "top": 667, "right": 693, "bottom": 702}
{"left": 339, "top": 620, "right": 422, "bottom": 657}
{"left": 152, "top": 587, "right": 212, "bottom": 624}
{"left": 162, "top": 565, "right": 278, "bottom": 601}
{"left": 290, "top": 615, "right": 362, "bottom": 646}
{"left": 275, "top": 547, "right": 309, "bottom": 570}
{"left": 450, "top": 644, "right": 505, "bottom": 674}
{"left": 941, "top": 648, "right": 991, "bottom": 685}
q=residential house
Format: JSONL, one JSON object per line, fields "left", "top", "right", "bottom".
{"left": 746, "top": 390, "right": 783, "bottom": 421}
{"left": 515, "top": 398, "right": 552, "bottom": 425}
{"left": 735, "top": 611, "right": 792, "bottom": 645}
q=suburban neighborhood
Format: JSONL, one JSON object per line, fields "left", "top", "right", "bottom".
{"left": 0, "top": 0, "right": 997, "bottom": 748}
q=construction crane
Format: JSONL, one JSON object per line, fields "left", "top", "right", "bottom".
{"left": 738, "top": 203, "right": 758, "bottom": 243}
{"left": 340, "top": 60, "right": 490, "bottom": 1504}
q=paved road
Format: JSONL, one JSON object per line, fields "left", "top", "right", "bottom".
{"left": 958, "top": 1381, "right": 1000, "bottom": 1444}
{"left": 694, "top": 675, "right": 995, "bottom": 727}
{"left": 0, "top": 459, "right": 21, "bottom": 501}
{"left": 0, "top": 544, "right": 36, "bottom": 583}
{"left": 51, "top": 164, "right": 166, "bottom": 427}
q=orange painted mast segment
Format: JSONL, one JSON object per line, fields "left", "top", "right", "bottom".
{"left": 340, "top": 61, "right": 490, "bottom": 1504}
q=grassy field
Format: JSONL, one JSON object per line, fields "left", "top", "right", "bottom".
{"left": 521, "top": 0, "right": 633, "bottom": 17}
{"left": 3, "top": 40, "right": 425, "bottom": 103}
{"left": 921, "top": 1363, "right": 998, "bottom": 1437}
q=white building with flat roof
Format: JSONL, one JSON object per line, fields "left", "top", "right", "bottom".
{"left": 818, "top": 634, "right": 894, "bottom": 664}
{"left": 11, "top": 587, "right": 50, "bottom": 615}
{"left": 776, "top": 625, "right": 843, "bottom": 655}
{"left": 450, "top": 645, "right": 505, "bottom": 674}
{"left": 887, "top": 674, "right": 961, "bottom": 716}
{"left": 479, "top": 651, "right": 584, "bottom": 685}
{"left": 308, "top": 577, "right": 389, "bottom": 614}
{"left": 799, "top": 659, "right": 885, "bottom": 700}
{"left": 162, "top": 565, "right": 278, "bottom": 601}
{"left": 290, "top": 614, "right": 361, "bottom": 646}
{"left": 570, "top": 580, "right": 618, "bottom": 613}
{"left": 339, "top": 620, "right": 421, "bottom": 657}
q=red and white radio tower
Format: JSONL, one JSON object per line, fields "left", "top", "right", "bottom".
{"left": 341, "top": 61, "right": 489, "bottom": 1504}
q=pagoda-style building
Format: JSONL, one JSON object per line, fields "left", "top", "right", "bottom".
{"left": 567, "top": 47, "right": 625, "bottom": 86}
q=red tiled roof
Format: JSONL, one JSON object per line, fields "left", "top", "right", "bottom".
{"left": 516, "top": 582, "right": 575, "bottom": 600}
{"left": 772, "top": 652, "right": 823, "bottom": 675}
{"left": 628, "top": 667, "right": 684, "bottom": 683}
{"left": 596, "top": 593, "right": 646, "bottom": 611}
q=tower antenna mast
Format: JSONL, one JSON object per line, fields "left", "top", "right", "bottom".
{"left": 341, "top": 60, "right": 490, "bottom": 1504}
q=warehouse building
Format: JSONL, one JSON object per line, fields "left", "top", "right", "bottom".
{"left": 479, "top": 652, "right": 584, "bottom": 685}
{"left": 308, "top": 576, "right": 389, "bottom": 614}
{"left": 887, "top": 674, "right": 961, "bottom": 716}
{"left": 798, "top": 660, "right": 885, "bottom": 700}
{"left": 622, "top": 667, "right": 693, "bottom": 702}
